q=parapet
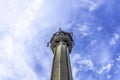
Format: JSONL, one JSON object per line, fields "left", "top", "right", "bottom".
{"left": 50, "top": 28, "right": 74, "bottom": 53}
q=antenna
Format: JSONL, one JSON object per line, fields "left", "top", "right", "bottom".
{"left": 59, "top": 28, "right": 62, "bottom": 31}
{"left": 47, "top": 42, "right": 49, "bottom": 47}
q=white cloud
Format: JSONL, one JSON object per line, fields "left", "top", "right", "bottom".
{"left": 97, "top": 26, "right": 103, "bottom": 31}
{"left": 110, "top": 33, "right": 119, "bottom": 46}
{"left": 106, "top": 75, "right": 111, "bottom": 79}
{"left": 77, "top": 58, "right": 94, "bottom": 71}
{"left": 81, "top": 0, "right": 97, "bottom": 11}
{"left": 71, "top": 53, "right": 94, "bottom": 79}
{"left": 71, "top": 53, "right": 80, "bottom": 79}
{"left": 116, "top": 56, "right": 120, "bottom": 62}
{"left": 90, "top": 40, "right": 97, "bottom": 45}
{"left": 97, "top": 64, "right": 112, "bottom": 74}
{"left": 71, "top": 42, "right": 113, "bottom": 79}
{"left": 0, "top": 0, "right": 47, "bottom": 80}
{"left": 76, "top": 24, "right": 91, "bottom": 36}
{"left": 0, "top": 0, "right": 75, "bottom": 80}
{"left": 78, "top": 25, "right": 89, "bottom": 31}
{"left": 73, "top": 0, "right": 104, "bottom": 11}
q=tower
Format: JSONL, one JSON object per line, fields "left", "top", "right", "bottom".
{"left": 49, "top": 28, "right": 74, "bottom": 80}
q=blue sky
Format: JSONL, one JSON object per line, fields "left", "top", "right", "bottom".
{"left": 0, "top": 0, "right": 120, "bottom": 80}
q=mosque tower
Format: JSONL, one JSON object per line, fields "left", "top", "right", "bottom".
{"left": 49, "top": 28, "right": 74, "bottom": 80}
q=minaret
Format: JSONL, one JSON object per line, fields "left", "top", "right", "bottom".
{"left": 49, "top": 28, "right": 74, "bottom": 80}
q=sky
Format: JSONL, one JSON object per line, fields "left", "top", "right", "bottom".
{"left": 0, "top": 0, "right": 120, "bottom": 80}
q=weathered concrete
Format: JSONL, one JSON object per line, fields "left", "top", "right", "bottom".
{"left": 50, "top": 29, "right": 74, "bottom": 80}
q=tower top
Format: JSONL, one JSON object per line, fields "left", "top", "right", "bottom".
{"left": 50, "top": 28, "right": 74, "bottom": 53}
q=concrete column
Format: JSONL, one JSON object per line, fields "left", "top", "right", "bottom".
{"left": 51, "top": 42, "right": 73, "bottom": 80}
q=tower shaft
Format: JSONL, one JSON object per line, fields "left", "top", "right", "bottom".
{"left": 51, "top": 42, "right": 73, "bottom": 80}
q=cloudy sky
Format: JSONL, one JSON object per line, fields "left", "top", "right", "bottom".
{"left": 0, "top": 0, "right": 120, "bottom": 80}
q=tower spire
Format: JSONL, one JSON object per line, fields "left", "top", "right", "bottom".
{"left": 50, "top": 29, "right": 74, "bottom": 80}
{"left": 59, "top": 28, "right": 61, "bottom": 31}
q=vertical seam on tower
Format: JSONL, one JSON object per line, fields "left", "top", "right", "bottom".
{"left": 67, "top": 49, "right": 73, "bottom": 80}
{"left": 50, "top": 47, "right": 57, "bottom": 80}
{"left": 59, "top": 43, "right": 61, "bottom": 80}
{"left": 66, "top": 47, "right": 70, "bottom": 80}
